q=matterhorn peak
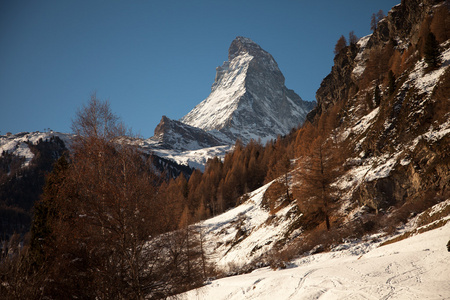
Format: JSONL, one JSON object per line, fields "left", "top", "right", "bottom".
{"left": 179, "top": 36, "right": 315, "bottom": 143}
{"left": 228, "top": 36, "right": 265, "bottom": 60}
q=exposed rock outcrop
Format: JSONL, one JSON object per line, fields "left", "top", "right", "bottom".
{"left": 149, "top": 115, "right": 226, "bottom": 151}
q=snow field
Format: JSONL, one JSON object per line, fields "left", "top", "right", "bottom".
{"left": 180, "top": 222, "right": 450, "bottom": 300}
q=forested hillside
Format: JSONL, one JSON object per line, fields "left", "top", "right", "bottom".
{"left": 1, "top": 0, "right": 449, "bottom": 299}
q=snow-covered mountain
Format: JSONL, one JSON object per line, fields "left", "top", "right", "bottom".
{"left": 2, "top": 0, "right": 449, "bottom": 297}
{"left": 143, "top": 36, "right": 315, "bottom": 167}
{"left": 180, "top": 36, "right": 315, "bottom": 144}
{"left": 0, "top": 131, "right": 73, "bottom": 167}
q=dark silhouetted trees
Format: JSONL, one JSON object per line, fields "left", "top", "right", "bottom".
{"left": 424, "top": 32, "right": 442, "bottom": 70}
{"left": 3, "top": 95, "right": 207, "bottom": 299}
{"left": 349, "top": 31, "right": 358, "bottom": 45}
{"left": 334, "top": 35, "right": 347, "bottom": 55}
{"left": 371, "top": 10, "right": 385, "bottom": 31}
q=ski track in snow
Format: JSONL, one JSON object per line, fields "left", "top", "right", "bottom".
{"left": 179, "top": 222, "right": 450, "bottom": 299}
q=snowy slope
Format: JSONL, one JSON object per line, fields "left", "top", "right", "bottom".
{"left": 178, "top": 4, "right": 450, "bottom": 298}
{"left": 0, "top": 131, "right": 72, "bottom": 167}
{"left": 180, "top": 217, "right": 450, "bottom": 300}
{"left": 142, "top": 144, "right": 233, "bottom": 171}
{"left": 181, "top": 51, "right": 253, "bottom": 133}
{"left": 192, "top": 180, "right": 302, "bottom": 271}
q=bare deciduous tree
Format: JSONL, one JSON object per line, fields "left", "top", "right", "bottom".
{"left": 349, "top": 31, "right": 358, "bottom": 45}
{"left": 294, "top": 107, "right": 347, "bottom": 231}
{"left": 11, "top": 95, "right": 207, "bottom": 299}
{"left": 71, "top": 92, "right": 128, "bottom": 142}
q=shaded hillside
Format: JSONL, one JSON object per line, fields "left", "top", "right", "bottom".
{"left": 0, "top": 135, "right": 67, "bottom": 240}
{"left": 308, "top": 0, "right": 450, "bottom": 212}
{"left": 0, "top": 132, "right": 194, "bottom": 241}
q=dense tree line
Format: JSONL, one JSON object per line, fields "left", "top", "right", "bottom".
{"left": 1, "top": 96, "right": 207, "bottom": 299}
{"left": 163, "top": 132, "right": 301, "bottom": 223}
{"left": 159, "top": 99, "right": 350, "bottom": 234}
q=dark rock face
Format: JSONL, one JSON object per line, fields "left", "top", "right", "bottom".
{"left": 370, "top": 0, "right": 442, "bottom": 48}
{"left": 151, "top": 115, "right": 226, "bottom": 151}
{"left": 181, "top": 36, "right": 315, "bottom": 143}
{"left": 357, "top": 136, "right": 450, "bottom": 212}
{"left": 307, "top": 44, "right": 358, "bottom": 123}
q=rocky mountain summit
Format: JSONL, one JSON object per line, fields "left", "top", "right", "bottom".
{"left": 147, "top": 115, "right": 226, "bottom": 151}
{"left": 177, "top": 36, "right": 315, "bottom": 144}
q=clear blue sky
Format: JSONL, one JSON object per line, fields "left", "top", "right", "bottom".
{"left": 1, "top": 0, "right": 399, "bottom": 138}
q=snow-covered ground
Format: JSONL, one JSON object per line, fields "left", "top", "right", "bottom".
{"left": 196, "top": 181, "right": 301, "bottom": 271}
{"left": 180, "top": 221, "right": 450, "bottom": 299}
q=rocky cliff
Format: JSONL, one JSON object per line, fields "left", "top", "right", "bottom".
{"left": 312, "top": 0, "right": 450, "bottom": 212}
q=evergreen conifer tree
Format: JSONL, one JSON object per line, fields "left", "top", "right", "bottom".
{"left": 424, "top": 32, "right": 441, "bottom": 70}
{"left": 29, "top": 155, "right": 69, "bottom": 269}
{"left": 388, "top": 70, "right": 396, "bottom": 96}
{"left": 374, "top": 85, "right": 381, "bottom": 107}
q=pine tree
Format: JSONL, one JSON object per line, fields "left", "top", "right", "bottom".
{"left": 294, "top": 110, "right": 347, "bottom": 231}
{"left": 374, "top": 84, "right": 381, "bottom": 107}
{"left": 388, "top": 70, "right": 396, "bottom": 96}
{"left": 377, "top": 10, "right": 385, "bottom": 23}
{"left": 424, "top": 32, "right": 441, "bottom": 70}
{"left": 370, "top": 13, "right": 378, "bottom": 31}
{"left": 371, "top": 10, "right": 385, "bottom": 32}
{"left": 29, "top": 155, "right": 69, "bottom": 269}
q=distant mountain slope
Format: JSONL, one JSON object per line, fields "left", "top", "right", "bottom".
{"left": 0, "top": 131, "right": 195, "bottom": 239}
{"left": 146, "top": 115, "right": 227, "bottom": 151}
{"left": 180, "top": 36, "right": 315, "bottom": 143}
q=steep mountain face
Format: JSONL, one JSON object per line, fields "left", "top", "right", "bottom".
{"left": 311, "top": 0, "right": 450, "bottom": 212}
{"left": 180, "top": 36, "right": 315, "bottom": 143}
